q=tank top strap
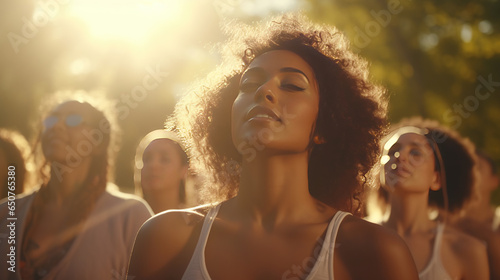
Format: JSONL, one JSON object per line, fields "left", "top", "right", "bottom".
{"left": 181, "top": 204, "right": 221, "bottom": 280}
{"left": 418, "top": 223, "right": 453, "bottom": 280}
{"left": 306, "top": 210, "right": 351, "bottom": 280}
{"left": 195, "top": 204, "right": 221, "bottom": 259}
{"left": 432, "top": 223, "right": 449, "bottom": 272}
{"left": 492, "top": 207, "right": 500, "bottom": 231}
{"left": 432, "top": 223, "right": 445, "bottom": 258}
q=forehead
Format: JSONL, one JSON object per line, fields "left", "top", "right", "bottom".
{"left": 50, "top": 101, "right": 98, "bottom": 119}
{"left": 246, "top": 50, "right": 316, "bottom": 79}
{"left": 144, "top": 139, "right": 178, "bottom": 153}
{"left": 393, "top": 133, "right": 432, "bottom": 150}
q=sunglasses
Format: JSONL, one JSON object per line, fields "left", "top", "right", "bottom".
{"left": 43, "top": 114, "right": 84, "bottom": 129}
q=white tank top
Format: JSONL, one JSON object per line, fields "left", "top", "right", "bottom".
{"left": 492, "top": 206, "right": 500, "bottom": 231}
{"left": 418, "top": 223, "right": 453, "bottom": 280}
{"left": 181, "top": 204, "right": 351, "bottom": 280}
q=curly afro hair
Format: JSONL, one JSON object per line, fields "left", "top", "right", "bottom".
{"left": 172, "top": 13, "right": 388, "bottom": 215}
{"left": 379, "top": 117, "right": 479, "bottom": 213}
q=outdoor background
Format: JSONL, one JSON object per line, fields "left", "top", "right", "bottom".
{"left": 1, "top": 0, "right": 499, "bottom": 201}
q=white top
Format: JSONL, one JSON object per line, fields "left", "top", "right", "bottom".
{"left": 492, "top": 206, "right": 500, "bottom": 231}
{"left": 182, "top": 204, "right": 351, "bottom": 280}
{"left": 0, "top": 186, "right": 152, "bottom": 280}
{"left": 418, "top": 223, "right": 453, "bottom": 280}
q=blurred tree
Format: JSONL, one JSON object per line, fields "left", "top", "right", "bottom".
{"left": 1, "top": 0, "right": 499, "bottom": 202}
{"left": 305, "top": 0, "right": 500, "bottom": 202}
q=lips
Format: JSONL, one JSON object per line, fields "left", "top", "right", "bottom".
{"left": 390, "top": 163, "right": 412, "bottom": 178}
{"left": 246, "top": 105, "right": 281, "bottom": 122}
{"left": 43, "top": 131, "right": 68, "bottom": 146}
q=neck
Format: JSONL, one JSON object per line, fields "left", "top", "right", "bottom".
{"left": 386, "top": 192, "right": 434, "bottom": 235}
{"left": 465, "top": 191, "right": 494, "bottom": 222}
{"left": 47, "top": 157, "right": 93, "bottom": 206}
{"left": 143, "top": 186, "right": 180, "bottom": 214}
{"left": 232, "top": 151, "right": 324, "bottom": 229}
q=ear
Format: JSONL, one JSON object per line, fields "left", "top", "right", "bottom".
{"left": 430, "top": 171, "right": 441, "bottom": 191}
{"left": 492, "top": 174, "right": 499, "bottom": 190}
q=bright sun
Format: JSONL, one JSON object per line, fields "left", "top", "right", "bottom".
{"left": 65, "top": 0, "right": 185, "bottom": 42}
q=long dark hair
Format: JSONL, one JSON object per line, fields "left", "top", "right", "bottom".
{"left": 22, "top": 92, "right": 120, "bottom": 275}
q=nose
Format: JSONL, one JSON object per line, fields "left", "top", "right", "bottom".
{"left": 255, "top": 81, "right": 276, "bottom": 104}
{"left": 394, "top": 150, "right": 407, "bottom": 163}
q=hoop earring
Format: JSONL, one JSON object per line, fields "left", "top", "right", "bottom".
{"left": 313, "top": 135, "right": 326, "bottom": 144}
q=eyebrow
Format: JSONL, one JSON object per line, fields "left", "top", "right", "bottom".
{"left": 279, "top": 67, "right": 310, "bottom": 81}
{"left": 409, "top": 141, "right": 430, "bottom": 148}
{"left": 241, "top": 67, "right": 310, "bottom": 82}
{"left": 389, "top": 141, "right": 429, "bottom": 151}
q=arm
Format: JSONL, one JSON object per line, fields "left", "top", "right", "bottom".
{"left": 487, "top": 233, "right": 500, "bottom": 280}
{"left": 455, "top": 218, "right": 499, "bottom": 279}
{"left": 458, "top": 234, "right": 490, "bottom": 280}
{"left": 127, "top": 210, "right": 202, "bottom": 280}
{"left": 337, "top": 217, "right": 419, "bottom": 280}
{"left": 364, "top": 226, "right": 419, "bottom": 280}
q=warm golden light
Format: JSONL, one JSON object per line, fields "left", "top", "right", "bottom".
{"left": 66, "top": 0, "right": 185, "bottom": 42}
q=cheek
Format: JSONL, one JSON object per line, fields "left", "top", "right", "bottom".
{"left": 68, "top": 131, "right": 92, "bottom": 155}
{"left": 231, "top": 94, "right": 247, "bottom": 137}
{"left": 231, "top": 94, "right": 246, "bottom": 119}
{"left": 415, "top": 163, "right": 436, "bottom": 182}
{"left": 286, "top": 100, "right": 319, "bottom": 134}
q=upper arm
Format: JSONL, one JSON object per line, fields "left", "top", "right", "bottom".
{"left": 455, "top": 218, "right": 500, "bottom": 279}
{"left": 486, "top": 232, "right": 500, "bottom": 280}
{"left": 457, "top": 234, "right": 489, "bottom": 280}
{"left": 367, "top": 226, "right": 419, "bottom": 280}
{"left": 337, "top": 218, "right": 419, "bottom": 280}
{"left": 127, "top": 211, "right": 200, "bottom": 280}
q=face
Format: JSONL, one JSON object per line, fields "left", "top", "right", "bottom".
{"left": 231, "top": 50, "right": 320, "bottom": 159}
{"left": 140, "top": 139, "right": 187, "bottom": 192}
{"left": 41, "top": 101, "right": 103, "bottom": 164}
{"left": 382, "top": 133, "right": 440, "bottom": 194}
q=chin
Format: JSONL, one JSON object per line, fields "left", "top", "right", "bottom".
{"left": 45, "top": 154, "right": 69, "bottom": 165}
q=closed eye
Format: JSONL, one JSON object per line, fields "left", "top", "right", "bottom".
{"left": 280, "top": 83, "right": 305, "bottom": 91}
{"left": 410, "top": 149, "right": 423, "bottom": 157}
{"left": 240, "top": 82, "right": 261, "bottom": 93}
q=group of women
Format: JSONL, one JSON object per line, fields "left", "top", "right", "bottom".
{"left": 0, "top": 13, "right": 497, "bottom": 280}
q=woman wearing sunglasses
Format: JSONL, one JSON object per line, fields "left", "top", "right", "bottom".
{"left": 377, "top": 117, "right": 489, "bottom": 279}
{"left": 0, "top": 92, "right": 152, "bottom": 280}
{"left": 128, "top": 14, "right": 419, "bottom": 280}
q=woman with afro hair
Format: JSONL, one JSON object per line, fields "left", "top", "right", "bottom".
{"left": 128, "top": 14, "right": 418, "bottom": 280}
{"left": 377, "top": 117, "right": 489, "bottom": 280}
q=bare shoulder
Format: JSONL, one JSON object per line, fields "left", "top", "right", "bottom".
{"left": 338, "top": 216, "right": 412, "bottom": 257}
{"left": 335, "top": 216, "right": 419, "bottom": 280}
{"left": 442, "top": 225, "right": 489, "bottom": 279}
{"left": 127, "top": 204, "right": 215, "bottom": 280}
{"left": 444, "top": 225, "right": 487, "bottom": 256}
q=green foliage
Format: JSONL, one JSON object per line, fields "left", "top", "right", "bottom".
{"left": 305, "top": 0, "right": 500, "bottom": 201}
